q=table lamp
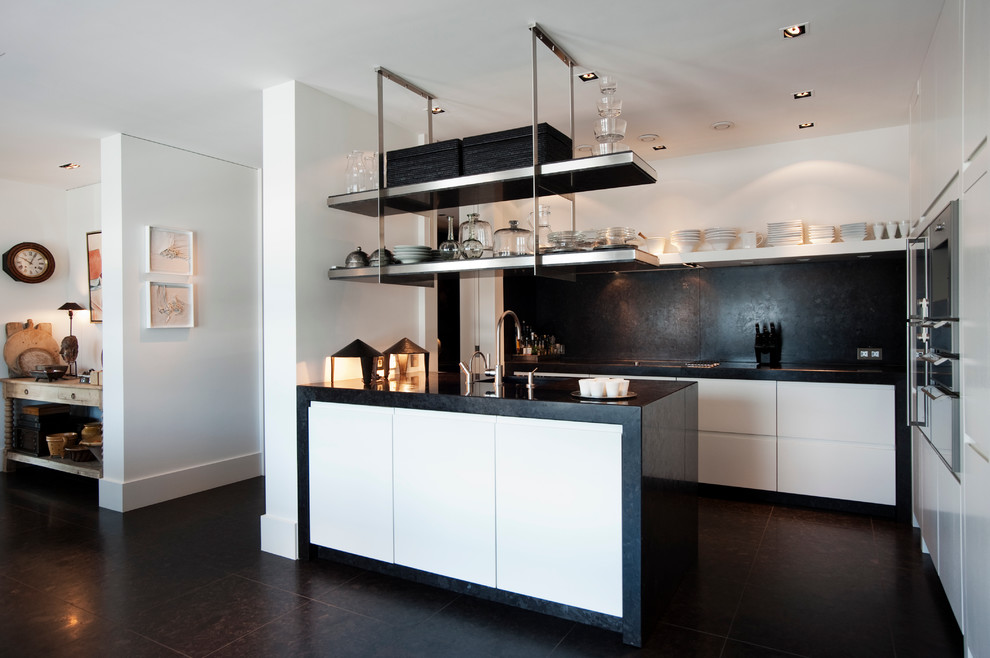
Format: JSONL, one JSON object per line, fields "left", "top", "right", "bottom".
{"left": 57, "top": 302, "right": 85, "bottom": 377}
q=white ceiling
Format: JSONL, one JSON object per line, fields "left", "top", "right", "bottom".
{"left": 2, "top": 0, "right": 943, "bottom": 190}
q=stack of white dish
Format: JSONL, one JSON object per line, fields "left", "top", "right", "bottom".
{"left": 839, "top": 222, "right": 868, "bottom": 242}
{"left": 766, "top": 220, "right": 804, "bottom": 246}
{"left": 670, "top": 229, "right": 702, "bottom": 253}
{"left": 807, "top": 224, "right": 836, "bottom": 244}
{"left": 703, "top": 227, "right": 737, "bottom": 251}
{"left": 394, "top": 245, "right": 432, "bottom": 264}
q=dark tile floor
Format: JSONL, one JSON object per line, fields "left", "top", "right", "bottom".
{"left": 0, "top": 468, "right": 963, "bottom": 657}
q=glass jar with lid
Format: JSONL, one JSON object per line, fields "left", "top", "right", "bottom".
{"left": 493, "top": 220, "right": 533, "bottom": 256}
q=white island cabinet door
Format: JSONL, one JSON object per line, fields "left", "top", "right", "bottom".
{"left": 495, "top": 416, "right": 623, "bottom": 616}
{"left": 393, "top": 408, "right": 497, "bottom": 587}
{"left": 308, "top": 402, "right": 394, "bottom": 563}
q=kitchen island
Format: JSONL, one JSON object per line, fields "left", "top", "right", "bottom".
{"left": 297, "top": 374, "right": 698, "bottom": 647}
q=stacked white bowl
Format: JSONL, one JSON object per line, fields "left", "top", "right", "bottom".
{"left": 839, "top": 222, "right": 868, "bottom": 242}
{"left": 670, "top": 229, "right": 702, "bottom": 253}
{"left": 807, "top": 224, "right": 836, "bottom": 244}
{"left": 703, "top": 227, "right": 737, "bottom": 250}
{"left": 766, "top": 220, "right": 804, "bottom": 246}
{"left": 394, "top": 244, "right": 432, "bottom": 264}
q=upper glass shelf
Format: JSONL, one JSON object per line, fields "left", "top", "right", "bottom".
{"left": 326, "top": 151, "right": 659, "bottom": 217}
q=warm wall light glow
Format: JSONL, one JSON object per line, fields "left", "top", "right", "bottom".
{"left": 59, "top": 162, "right": 80, "bottom": 169}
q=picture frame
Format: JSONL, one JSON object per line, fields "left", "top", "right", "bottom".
{"left": 146, "top": 226, "right": 194, "bottom": 276}
{"left": 147, "top": 281, "right": 195, "bottom": 329}
{"left": 86, "top": 230, "right": 103, "bottom": 323}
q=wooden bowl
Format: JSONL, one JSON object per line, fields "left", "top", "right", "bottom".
{"left": 64, "top": 446, "right": 95, "bottom": 462}
{"left": 47, "top": 431, "right": 79, "bottom": 449}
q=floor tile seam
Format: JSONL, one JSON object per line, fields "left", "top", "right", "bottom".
{"left": 0, "top": 571, "right": 138, "bottom": 632}
{"left": 110, "top": 572, "right": 246, "bottom": 632}
{"left": 545, "top": 622, "right": 581, "bottom": 656}
{"left": 720, "top": 637, "right": 811, "bottom": 657}
{"left": 198, "top": 597, "right": 312, "bottom": 658}
{"left": 124, "top": 629, "right": 196, "bottom": 658}
{"left": 723, "top": 507, "right": 773, "bottom": 645}
{"left": 874, "top": 578, "right": 902, "bottom": 658}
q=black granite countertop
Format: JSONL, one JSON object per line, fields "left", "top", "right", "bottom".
{"left": 298, "top": 374, "right": 694, "bottom": 424}
{"left": 505, "top": 358, "right": 905, "bottom": 385}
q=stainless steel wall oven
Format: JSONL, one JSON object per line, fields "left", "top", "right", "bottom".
{"left": 908, "top": 199, "right": 960, "bottom": 473}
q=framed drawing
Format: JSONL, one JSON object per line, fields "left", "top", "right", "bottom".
{"left": 146, "top": 226, "right": 193, "bottom": 275}
{"left": 147, "top": 281, "right": 194, "bottom": 329}
{"left": 86, "top": 231, "right": 103, "bottom": 323}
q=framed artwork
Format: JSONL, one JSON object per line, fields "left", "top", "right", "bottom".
{"left": 86, "top": 231, "right": 103, "bottom": 323}
{"left": 146, "top": 226, "right": 194, "bottom": 275}
{"left": 147, "top": 281, "right": 194, "bottom": 329}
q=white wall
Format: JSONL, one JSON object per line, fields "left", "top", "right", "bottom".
{"left": 261, "top": 81, "right": 434, "bottom": 559}
{"left": 99, "top": 134, "right": 262, "bottom": 512}
{"left": 0, "top": 178, "right": 104, "bottom": 373}
{"left": 573, "top": 125, "right": 909, "bottom": 238}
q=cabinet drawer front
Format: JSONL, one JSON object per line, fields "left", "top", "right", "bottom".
{"left": 777, "top": 437, "right": 895, "bottom": 505}
{"left": 682, "top": 378, "right": 776, "bottom": 435}
{"left": 56, "top": 387, "right": 101, "bottom": 405}
{"left": 777, "top": 382, "right": 894, "bottom": 446}
{"left": 699, "top": 431, "right": 776, "bottom": 491}
{"left": 10, "top": 383, "right": 62, "bottom": 403}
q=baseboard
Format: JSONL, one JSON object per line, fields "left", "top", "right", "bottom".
{"left": 261, "top": 513, "right": 299, "bottom": 559}
{"left": 98, "top": 452, "right": 263, "bottom": 512}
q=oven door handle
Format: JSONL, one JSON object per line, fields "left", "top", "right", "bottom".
{"left": 922, "top": 385, "right": 959, "bottom": 400}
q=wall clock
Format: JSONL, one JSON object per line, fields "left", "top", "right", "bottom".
{"left": 2, "top": 242, "right": 55, "bottom": 283}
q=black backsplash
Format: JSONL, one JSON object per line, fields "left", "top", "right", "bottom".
{"left": 503, "top": 256, "right": 906, "bottom": 366}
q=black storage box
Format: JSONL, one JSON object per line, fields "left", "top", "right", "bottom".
{"left": 13, "top": 403, "right": 75, "bottom": 456}
{"left": 386, "top": 139, "right": 462, "bottom": 187}
{"left": 462, "top": 123, "right": 573, "bottom": 176}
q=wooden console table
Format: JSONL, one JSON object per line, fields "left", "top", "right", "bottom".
{"left": 2, "top": 377, "right": 103, "bottom": 478}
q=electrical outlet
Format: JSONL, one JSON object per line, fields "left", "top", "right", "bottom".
{"left": 857, "top": 347, "right": 882, "bottom": 360}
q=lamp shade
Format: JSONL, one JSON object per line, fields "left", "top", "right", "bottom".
{"left": 331, "top": 339, "right": 384, "bottom": 386}
{"left": 58, "top": 302, "right": 85, "bottom": 311}
{"left": 382, "top": 337, "right": 429, "bottom": 380}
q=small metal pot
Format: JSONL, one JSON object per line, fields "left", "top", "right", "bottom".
{"left": 369, "top": 247, "right": 395, "bottom": 266}
{"left": 345, "top": 246, "right": 370, "bottom": 268}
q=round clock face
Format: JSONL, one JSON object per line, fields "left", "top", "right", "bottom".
{"left": 3, "top": 242, "right": 55, "bottom": 283}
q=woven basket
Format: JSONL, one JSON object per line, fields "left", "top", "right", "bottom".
{"left": 46, "top": 435, "right": 66, "bottom": 458}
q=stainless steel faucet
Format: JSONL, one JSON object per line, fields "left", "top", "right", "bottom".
{"left": 490, "top": 310, "right": 521, "bottom": 396}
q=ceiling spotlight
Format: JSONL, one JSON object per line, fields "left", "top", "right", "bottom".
{"left": 781, "top": 23, "right": 808, "bottom": 38}
{"left": 798, "top": 122, "right": 815, "bottom": 129}
{"left": 578, "top": 71, "right": 599, "bottom": 81}
{"left": 59, "top": 163, "right": 80, "bottom": 169}
{"left": 793, "top": 90, "right": 814, "bottom": 99}
{"left": 431, "top": 106, "right": 445, "bottom": 115}
{"left": 711, "top": 121, "right": 735, "bottom": 131}
{"left": 652, "top": 145, "right": 667, "bottom": 151}
{"left": 638, "top": 133, "right": 659, "bottom": 142}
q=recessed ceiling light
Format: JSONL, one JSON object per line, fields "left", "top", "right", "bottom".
{"left": 711, "top": 121, "right": 734, "bottom": 131}
{"left": 578, "top": 71, "right": 598, "bottom": 81}
{"left": 59, "top": 162, "right": 80, "bottom": 169}
{"left": 431, "top": 106, "right": 445, "bottom": 115}
{"left": 781, "top": 23, "right": 808, "bottom": 38}
{"left": 798, "top": 122, "right": 815, "bottom": 129}
{"left": 638, "top": 133, "right": 659, "bottom": 142}
{"left": 652, "top": 145, "right": 667, "bottom": 151}
{"left": 793, "top": 90, "right": 814, "bottom": 99}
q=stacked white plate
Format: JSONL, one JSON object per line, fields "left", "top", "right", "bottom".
{"left": 839, "top": 222, "right": 868, "bottom": 242}
{"left": 670, "top": 229, "right": 702, "bottom": 253}
{"left": 766, "top": 220, "right": 804, "bottom": 246}
{"left": 595, "top": 226, "right": 638, "bottom": 248}
{"left": 394, "top": 244, "right": 432, "bottom": 264}
{"left": 807, "top": 224, "right": 836, "bottom": 244}
{"left": 703, "top": 227, "right": 737, "bottom": 251}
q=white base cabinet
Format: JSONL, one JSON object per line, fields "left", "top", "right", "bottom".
{"left": 495, "top": 416, "right": 623, "bottom": 616}
{"left": 393, "top": 409, "right": 496, "bottom": 586}
{"left": 777, "top": 438, "right": 895, "bottom": 505}
{"left": 699, "top": 431, "right": 776, "bottom": 490}
{"left": 308, "top": 402, "right": 395, "bottom": 563}
{"left": 308, "top": 404, "right": 623, "bottom": 616}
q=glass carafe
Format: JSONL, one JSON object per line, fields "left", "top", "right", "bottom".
{"left": 438, "top": 217, "right": 463, "bottom": 260}
{"left": 345, "top": 150, "right": 367, "bottom": 193}
{"left": 527, "top": 204, "right": 552, "bottom": 252}
{"left": 461, "top": 214, "right": 484, "bottom": 259}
